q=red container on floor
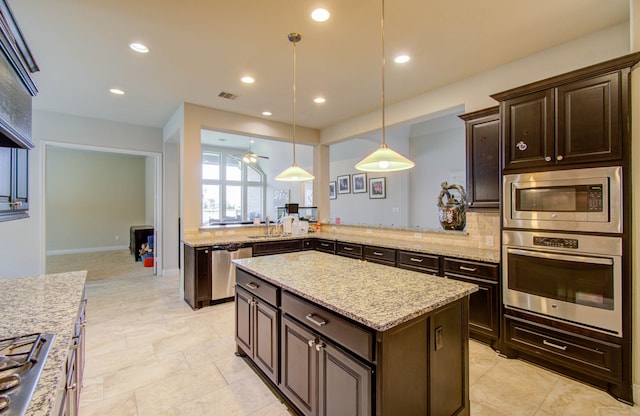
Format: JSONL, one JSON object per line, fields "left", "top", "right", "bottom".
{"left": 143, "top": 257, "right": 154, "bottom": 267}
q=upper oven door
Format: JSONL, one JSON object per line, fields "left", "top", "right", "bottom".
{"left": 503, "top": 166, "right": 622, "bottom": 233}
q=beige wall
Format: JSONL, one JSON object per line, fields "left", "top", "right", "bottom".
{"left": 46, "top": 147, "right": 147, "bottom": 253}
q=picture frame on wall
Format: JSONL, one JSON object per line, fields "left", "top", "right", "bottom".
{"left": 329, "top": 181, "right": 337, "bottom": 199}
{"left": 352, "top": 173, "right": 367, "bottom": 193}
{"left": 369, "top": 177, "right": 386, "bottom": 199}
{"left": 337, "top": 175, "right": 351, "bottom": 194}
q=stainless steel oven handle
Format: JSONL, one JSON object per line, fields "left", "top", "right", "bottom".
{"left": 507, "top": 248, "right": 613, "bottom": 265}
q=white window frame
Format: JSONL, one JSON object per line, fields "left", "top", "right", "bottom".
{"left": 202, "top": 147, "right": 266, "bottom": 225}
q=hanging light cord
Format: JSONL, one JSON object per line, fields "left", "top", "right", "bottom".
{"left": 289, "top": 33, "right": 300, "bottom": 165}
{"left": 380, "top": 0, "right": 386, "bottom": 147}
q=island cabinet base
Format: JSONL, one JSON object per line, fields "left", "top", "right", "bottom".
{"left": 377, "top": 299, "right": 469, "bottom": 416}
{"left": 236, "top": 280, "right": 470, "bottom": 415}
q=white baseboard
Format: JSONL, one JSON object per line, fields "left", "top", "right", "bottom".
{"left": 634, "top": 383, "right": 639, "bottom": 405}
{"left": 47, "top": 245, "right": 129, "bottom": 256}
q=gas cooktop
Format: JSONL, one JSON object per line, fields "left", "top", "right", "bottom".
{"left": 0, "top": 333, "right": 54, "bottom": 416}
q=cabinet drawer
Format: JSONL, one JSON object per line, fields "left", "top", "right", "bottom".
{"left": 364, "top": 246, "right": 396, "bottom": 266}
{"left": 236, "top": 269, "right": 279, "bottom": 306}
{"left": 504, "top": 315, "right": 622, "bottom": 382}
{"left": 336, "top": 242, "right": 363, "bottom": 259}
{"left": 252, "top": 240, "right": 302, "bottom": 256}
{"left": 315, "top": 239, "right": 336, "bottom": 254}
{"left": 302, "top": 239, "right": 314, "bottom": 250}
{"left": 444, "top": 258, "right": 498, "bottom": 281}
{"left": 282, "top": 291, "right": 374, "bottom": 362}
{"left": 397, "top": 251, "right": 440, "bottom": 274}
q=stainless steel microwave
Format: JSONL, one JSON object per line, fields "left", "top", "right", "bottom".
{"left": 503, "top": 166, "right": 622, "bottom": 234}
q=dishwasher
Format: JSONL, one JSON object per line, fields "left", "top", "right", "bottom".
{"left": 211, "top": 243, "right": 253, "bottom": 303}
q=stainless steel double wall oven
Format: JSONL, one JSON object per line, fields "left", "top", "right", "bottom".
{"left": 502, "top": 166, "right": 623, "bottom": 336}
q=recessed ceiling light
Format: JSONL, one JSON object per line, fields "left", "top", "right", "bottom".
{"left": 241, "top": 76, "right": 255, "bottom": 84}
{"left": 129, "top": 42, "right": 149, "bottom": 53}
{"left": 394, "top": 55, "right": 410, "bottom": 64}
{"left": 311, "top": 8, "right": 330, "bottom": 22}
{"left": 110, "top": 88, "right": 125, "bottom": 95}
{"left": 262, "top": 111, "right": 272, "bottom": 116}
{"left": 314, "top": 97, "right": 326, "bottom": 104}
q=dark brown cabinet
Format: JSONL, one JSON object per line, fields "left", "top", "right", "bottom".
{"left": 363, "top": 245, "right": 396, "bottom": 266}
{"left": 0, "top": 147, "right": 29, "bottom": 221}
{"left": 281, "top": 315, "right": 372, "bottom": 416}
{"left": 397, "top": 250, "right": 441, "bottom": 275}
{"left": 503, "top": 310, "right": 622, "bottom": 384}
{"left": 252, "top": 239, "right": 302, "bottom": 256}
{"left": 60, "top": 297, "right": 87, "bottom": 416}
{"left": 493, "top": 53, "right": 640, "bottom": 172}
{"left": 236, "top": 286, "right": 279, "bottom": 384}
{"left": 336, "top": 242, "right": 363, "bottom": 259}
{"left": 314, "top": 239, "right": 336, "bottom": 254}
{"left": 444, "top": 257, "right": 500, "bottom": 349}
{"left": 459, "top": 107, "right": 500, "bottom": 210}
{"left": 183, "top": 245, "right": 211, "bottom": 310}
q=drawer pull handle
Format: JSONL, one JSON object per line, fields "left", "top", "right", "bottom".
{"left": 410, "top": 257, "right": 424, "bottom": 263}
{"left": 343, "top": 247, "right": 353, "bottom": 251}
{"left": 315, "top": 342, "right": 326, "bottom": 352}
{"left": 308, "top": 339, "right": 316, "bottom": 348}
{"left": 305, "top": 314, "right": 327, "bottom": 327}
{"left": 543, "top": 339, "right": 567, "bottom": 351}
{"left": 460, "top": 266, "right": 477, "bottom": 272}
{"left": 245, "top": 282, "right": 259, "bottom": 290}
{"left": 321, "top": 243, "right": 329, "bottom": 247}
{"left": 373, "top": 252, "right": 383, "bottom": 256}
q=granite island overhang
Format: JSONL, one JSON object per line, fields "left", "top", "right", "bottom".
{"left": 233, "top": 251, "right": 478, "bottom": 416}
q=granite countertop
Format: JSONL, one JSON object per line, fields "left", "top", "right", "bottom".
{"left": 0, "top": 271, "right": 87, "bottom": 416}
{"left": 183, "top": 231, "right": 498, "bottom": 263}
{"left": 233, "top": 251, "right": 478, "bottom": 332}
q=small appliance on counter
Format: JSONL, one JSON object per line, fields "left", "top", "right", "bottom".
{"left": 0, "top": 333, "right": 55, "bottom": 415}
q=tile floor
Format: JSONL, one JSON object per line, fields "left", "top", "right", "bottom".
{"left": 47, "top": 250, "right": 639, "bottom": 415}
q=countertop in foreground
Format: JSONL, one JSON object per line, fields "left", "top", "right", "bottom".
{"left": 233, "top": 251, "right": 478, "bottom": 332}
{"left": 0, "top": 271, "right": 87, "bottom": 416}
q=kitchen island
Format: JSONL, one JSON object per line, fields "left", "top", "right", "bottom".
{"left": 233, "top": 251, "right": 478, "bottom": 416}
{"left": 0, "top": 271, "right": 87, "bottom": 415}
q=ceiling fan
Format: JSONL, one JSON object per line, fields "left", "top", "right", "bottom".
{"left": 242, "top": 140, "right": 269, "bottom": 163}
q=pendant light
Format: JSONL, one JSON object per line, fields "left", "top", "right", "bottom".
{"left": 355, "top": 0, "right": 415, "bottom": 172}
{"left": 276, "top": 33, "right": 315, "bottom": 182}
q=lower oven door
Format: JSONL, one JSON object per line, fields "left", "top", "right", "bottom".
{"left": 502, "top": 230, "right": 622, "bottom": 337}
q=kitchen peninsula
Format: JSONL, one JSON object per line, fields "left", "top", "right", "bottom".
{"left": 233, "top": 251, "right": 478, "bottom": 416}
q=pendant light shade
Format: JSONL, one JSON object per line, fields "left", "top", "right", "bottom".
{"left": 355, "top": 143, "right": 415, "bottom": 172}
{"left": 276, "top": 33, "right": 315, "bottom": 182}
{"left": 355, "top": 0, "right": 415, "bottom": 173}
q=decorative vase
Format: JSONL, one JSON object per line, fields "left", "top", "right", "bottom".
{"left": 437, "top": 182, "right": 467, "bottom": 230}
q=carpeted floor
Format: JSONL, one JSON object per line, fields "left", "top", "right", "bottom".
{"left": 46, "top": 249, "right": 155, "bottom": 281}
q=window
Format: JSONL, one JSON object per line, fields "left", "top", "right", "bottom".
{"left": 202, "top": 150, "right": 266, "bottom": 225}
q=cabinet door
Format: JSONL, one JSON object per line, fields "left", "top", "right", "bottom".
{"left": 503, "top": 89, "right": 554, "bottom": 170}
{"left": 446, "top": 273, "right": 498, "bottom": 339}
{"left": 254, "top": 299, "right": 279, "bottom": 384}
{"left": 318, "top": 341, "right": 371, "bottom": 416}
{"left": 557, "top": 72, "right": 621, "bottom": 164}
{"left": 235, "top": 288, "right": 253, "bottom": 354}
{"left": 465, "top": 111, "right": 500, "bottom": 210}
{"left": 0, "top": 147, "right": 29, "bottom": 221}
{"left": 281, "top": 316, "right": 317, "bottom": 416}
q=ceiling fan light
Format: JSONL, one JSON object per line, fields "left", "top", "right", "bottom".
{"left": 355, "top": 144, "right": 415, "bottom": 172}
{"left": 276, "top": 163, "right": 315, "bottom": 181}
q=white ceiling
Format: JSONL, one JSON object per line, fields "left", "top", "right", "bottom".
{"left": 8, "top": 0, "right": 629, "bottom": 131}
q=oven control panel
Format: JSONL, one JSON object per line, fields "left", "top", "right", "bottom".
{"left": 533, "top": 236, "right": 579, "bottom": 249}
